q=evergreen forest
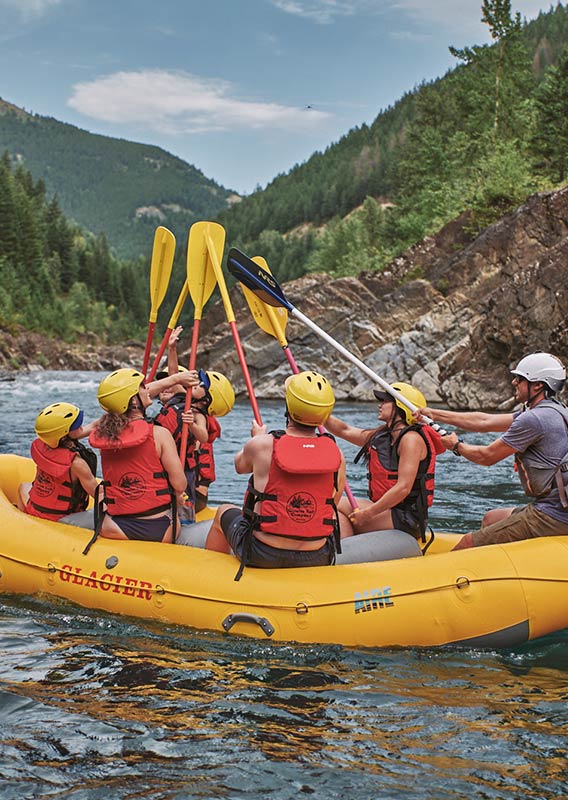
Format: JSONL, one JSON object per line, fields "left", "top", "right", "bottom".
{"left": 219, "top": 1, "right": 568, "bottom": 282}
{"left": 0, "top": 101, "right": 236, "bottom": 260}
{"left": 1, "top": 1, "right": 568, "bottom": 343}
{"left": 0, "top": 152, "right": 149, "bottom": 343}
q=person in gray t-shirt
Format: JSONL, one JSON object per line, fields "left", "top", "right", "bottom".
{"left": 415, "top": 352, "right": 568, "bottom": 549}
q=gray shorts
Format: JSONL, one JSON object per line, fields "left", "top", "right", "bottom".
{"left": 471, "top": 503, "right": 568, "bottom": 547}
{"left": 221, "top": 508, "right": 335, "bottom": 568}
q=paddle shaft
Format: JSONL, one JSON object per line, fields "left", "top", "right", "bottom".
{"left": 289, "top": 306, "right": 447, "bottom": 435}
{"left": 206, "top": 232, "right": 263, "bottom": 426}
{"left": 282, "top": 344, "right": 358, "bottom": 509}
{"left": 148, "top": 282, "right": 190, "bottom": 381}
{"left": 179, "top": 315, "right": 202, "bottom": 465}
{"left": 141, "top": 323, "right": 156, "bottom": 377}
{"left": 178, "top": 222, "right": 225, "bottom": 466}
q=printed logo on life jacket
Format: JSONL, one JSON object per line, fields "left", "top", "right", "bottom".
{"left": 286, "top": 492, "right": 316, "bottom": 523}
{"left": 35, "top": 470, "right": 55, "bottom": 497}
{"left": 118, "top": 472, "right": 146, "bottom": 499}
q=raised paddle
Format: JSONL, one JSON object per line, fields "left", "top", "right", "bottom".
{"left": 142, "top": 226, "right": 176, "bottom": 377}
{"left": 147, "top": 281, "right": 190, "bottom": 381}
{"left": 179, "top": 221, "right": 224, "bottom": 464}
{"left": 202, "top": 232, "right": 263, "bottom": 426}
{"left": 228, "top": 248, "right": 447, "bottom": 435}
{"left": 241, "top": 256, "right": 359, "bottom": 510}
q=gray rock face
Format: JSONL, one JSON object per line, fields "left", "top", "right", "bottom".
{"left": 195, "top": 186, "right": 568, "bottom": 410}
{"left": 5, "top": 186, "right": 564, "bottom": 413}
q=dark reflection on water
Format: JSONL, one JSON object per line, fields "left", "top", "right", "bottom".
{"left": 1, "top": 372, "right": 567, "bottom": 799}
{"left": 0, "top": 595, "right": 567, "bottom": 800}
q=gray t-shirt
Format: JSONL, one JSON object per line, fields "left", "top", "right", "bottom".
{"left": 503, "top": 404, "right": 568, "bottom": 524}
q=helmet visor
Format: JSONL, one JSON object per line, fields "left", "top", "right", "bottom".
{"left": 373, "top": 389, "right": 392, "bottom": 402}
{"left": 69, "top": 409, "right": 84, "bottom": 431}
{"left": 198, "top": 369, "right": 211, "bottom": 390}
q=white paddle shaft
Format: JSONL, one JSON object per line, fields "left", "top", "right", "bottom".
{"left": 291, "top": 307, "right": 447, "bottom": 435}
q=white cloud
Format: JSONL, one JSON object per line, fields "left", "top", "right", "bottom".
{"left": 387, "top": 0, "right": 553, "bottom": 36}
{"left": 269, "top": 0, "right": 364, "bottom": 24}
{"left": 0, "top": 0, "right": 62, "bottom": 18}
{"left": 269, "top": 0, "right": 551, "bottom": 32}
{"left": 67, "top": 69, "right": 331, "bottom": 134}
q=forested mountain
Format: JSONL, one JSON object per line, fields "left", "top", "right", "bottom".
{"left": 220, "top": 2, "right": 568, "bottom": 282}
{"left": 0, "top": 153, "right": 148, "bottom": 344}
{"left": 0, "top": 99, "right": 238, "bottom": 259}
{"left": 1, "top": 1, "right": 567, "bottom": 349}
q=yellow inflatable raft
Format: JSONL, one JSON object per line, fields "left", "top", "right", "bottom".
{"left": 1, "top": 454, "right": 567, "bottom": 649}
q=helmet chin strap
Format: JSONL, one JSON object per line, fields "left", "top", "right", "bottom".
{"left": 526, "top": 381, "right": 546, "bottom": 408}
{"left": 386, "top": 405, "right": 405, "bottom": 431}
{"left": 128, "top": 394, "right": 147, "bottom": 418}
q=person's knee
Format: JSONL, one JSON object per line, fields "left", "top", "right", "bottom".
{"left": 206, "top": 504, "right": 236, "bottom": 552}
{"left": 452, "top": 532, "right": 474, "bottom": 551}
{"left": 17, "top": 482, "right": 31, "bottom": 511}
{"left": 482, "top": 507, "right": 513, "bottom": 527}
{"left": 214, "top": 503, "right": 234, "bottom": 521}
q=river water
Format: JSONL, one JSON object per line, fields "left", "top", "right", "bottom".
{"left": 0, "top": 371, "right": 566, "bottom": 800}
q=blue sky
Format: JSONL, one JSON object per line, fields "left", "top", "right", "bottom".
{"left": 0, "top": 0, "right": 556, "bottom": 194}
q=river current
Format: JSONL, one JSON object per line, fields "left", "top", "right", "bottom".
{"left": 0, "top": 371, "right": 566, "bottom": 800}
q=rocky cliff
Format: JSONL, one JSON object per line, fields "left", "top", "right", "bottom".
{"left": 192, "top": 185, "right": 568, "bottom": 410}
{"left": 2, "top": 185, "right": 567, "bottom": 410}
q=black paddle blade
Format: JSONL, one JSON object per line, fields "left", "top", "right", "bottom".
{"left": 227, "top": 248, "right": 292, "bottom": 310}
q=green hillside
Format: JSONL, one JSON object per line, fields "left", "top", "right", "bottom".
{"left": 0, "top": 152, "right": 148, "bottom": 344}
{"left": 220, "top": 2, "right": 568, "bottom": 282}
{"left": 0, "top": 99, "right": 238, "bottom": 260}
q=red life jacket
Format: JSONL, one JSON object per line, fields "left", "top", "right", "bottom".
{"left": 26, "top": 439, "right": 88, "bottom": 521}
{"left": 89, "top": 419, "right": 171, "bottom": 517}
{"left": 155, "top": 393, "right": 198, "bottom": 470}
{"left": 244, "top": 431, "right": 341, "bottom": 541}
{"left": 364, "top": 424, "right": 444, "bottom": 533}
{"left": 196, "top": 415, "right": 221, "bottom": 486}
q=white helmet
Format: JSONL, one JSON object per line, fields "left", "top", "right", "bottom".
{"left": 511, "top": 353, "right": 566, "bottom": 394}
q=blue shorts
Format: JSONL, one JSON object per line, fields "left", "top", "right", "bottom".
{"left": 111, "top": 514, "right": 171, "bottom": 542}
{"left": 221, "top": 508, "right": 335, "bottom": 568}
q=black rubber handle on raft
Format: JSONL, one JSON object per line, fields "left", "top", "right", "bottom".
{"left": 222, "top": 613, "right": 275, "bottom": 637}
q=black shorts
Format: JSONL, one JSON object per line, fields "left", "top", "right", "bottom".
{"left": 221, "top": 508, "right": 335, "bottom": 569}
{"left": 392, "top": 507, "right": 423, "bottom": 539}
{"left": 184, "top": 469, "right": 196, "bottom": 504}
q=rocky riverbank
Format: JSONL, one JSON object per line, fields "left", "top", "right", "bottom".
{"left": 0, "top": 329, "right": 145, "bottom": 377}
{"left": 2, "top": 185, "right": 567, "bottom": 409}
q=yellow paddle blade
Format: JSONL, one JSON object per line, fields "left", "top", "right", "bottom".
{"left": 239, "top": 256, "right": 289, "bottom": 347}
{"left": 149, "top": 226, "right": 176, "bottom": 323}
{"left": 186, "top": 221, "right": 225, "bottom": 320}
{"left": 202, "top": 225, "right": 233, "bottom": 322}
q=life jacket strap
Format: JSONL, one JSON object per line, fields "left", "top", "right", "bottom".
{"left": 82, "top": 483, "right": 106, "bottom": 556}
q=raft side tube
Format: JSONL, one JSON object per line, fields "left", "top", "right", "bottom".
{"left": 336, "top": 530, "right": 422, "bottom": 563}
{"left": 177, "top": 522, "right": 422, "bottom": 563}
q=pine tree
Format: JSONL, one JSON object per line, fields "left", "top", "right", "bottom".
{"left": 450, "top": 0, "right": 532, "bottom": 139}
{"left": 531, "top": 45, "right": 568, "bottom": 181}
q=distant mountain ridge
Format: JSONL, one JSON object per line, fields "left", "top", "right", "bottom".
{"left": 0, "top": 98, "right": 240, "bottom": 259}
{"left": 219, "top": 2, "right": 568, "bottom": 281}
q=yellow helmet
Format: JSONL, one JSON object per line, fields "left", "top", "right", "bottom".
{"left": 35, "top": 403, "right": 84, "bottom": 448}
{"left": 285, "top": 371, "right": 335, "bottom": 426}
{"left": 206, "top": 371, "right": 235, "bottom": 417}
{"left": 97, "top": 368, "right": 145, "bottom": 414}
{"left": 374, "top": 382, "right": 426, "bottom": 425}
